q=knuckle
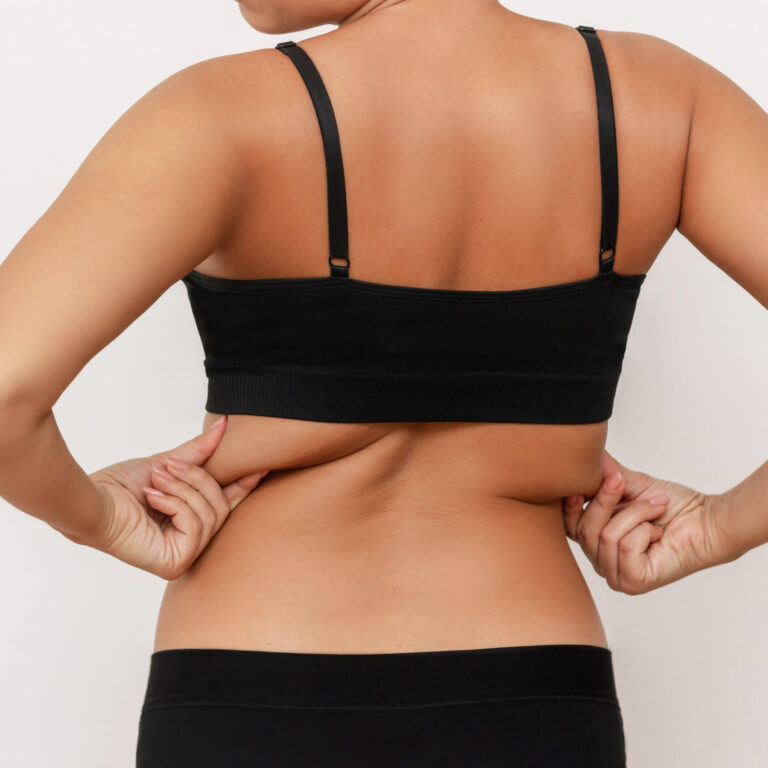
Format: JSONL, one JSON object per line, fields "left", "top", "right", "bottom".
{"left": 598, "top": 528, "right": 614, "bottom": 545}
{"left": 202, "top": 480, "right": 224, "bottom": 504}
{"left": 213, "top": 501, "right": 230, "bottom": 520}
{"left": 154, "top": 474, "right": 178, "bottom": 492}
{"left": 619, "top": 580, "right": 639, "bottom": 596}
{"left": 576, "top": 524, "right": 589, "bottom": 542}
{"left": 592, "top": 562, "right": 604, "bottom": 578}
{"left": 163, "top": 564, "right": 185, "bottom": 581}
{"left": 176, "top": 464, "right": 200, "bottom": 486}
{"left": 618, "top": 537, "right": 634, "bottom": 554}
{"left": 198, "top": 474, "right": 221, "bottom": 501}
{"left": 188, "top": 464, "right": 206, "bottom": 483}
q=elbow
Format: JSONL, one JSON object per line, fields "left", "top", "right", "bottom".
{"left": 0, "top": 385, "right": 49, "bottom": 455}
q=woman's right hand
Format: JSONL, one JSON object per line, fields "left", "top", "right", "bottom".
{"left": 561, "top": 450, "right": 732, "bottom": 595}
{"left": 72, "top": 416, "right": 269, "bottom": 580}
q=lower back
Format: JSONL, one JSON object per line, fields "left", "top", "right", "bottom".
{"left": 152, "top": 415, "right": 610, "bottom": 653}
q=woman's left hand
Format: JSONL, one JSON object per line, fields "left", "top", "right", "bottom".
{"left": 561, "top": 450, "right": 729, "bottom": 595}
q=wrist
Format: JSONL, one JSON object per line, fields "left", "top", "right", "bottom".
{"left": 54, "top": 477, "right": 113, "bottom": 550}
{"left": 706, "top": 488, "right": 750, "bottom": 566}
{"left": 703, "top": 460, "right": 768, "bottom": 568}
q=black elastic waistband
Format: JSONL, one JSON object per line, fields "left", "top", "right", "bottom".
{"left": 142, "top": 644, "right": 619, "bottom": 710}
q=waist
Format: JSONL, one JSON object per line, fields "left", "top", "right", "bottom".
{"left": 152, "top": 485, "right": 609, "bottom": 654}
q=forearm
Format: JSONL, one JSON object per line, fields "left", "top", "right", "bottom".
{"left": 713, "top": 459, "right": 768, "bottom": 562}
{"left": 0, "top": 408, "right": 105, "bottom": 540}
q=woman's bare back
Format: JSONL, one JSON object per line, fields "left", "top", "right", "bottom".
{"left": 153, "top": 8, "right": 694, "bottom": 653}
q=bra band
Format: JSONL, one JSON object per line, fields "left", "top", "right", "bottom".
{"left": 276, "top": 41, "right": 350, "bottom": 277}
{"left": 576, "top": 26, "right": 619, "bottom": 273}
{"left": 276, "top": 28, "right": 619, "bottom": 278}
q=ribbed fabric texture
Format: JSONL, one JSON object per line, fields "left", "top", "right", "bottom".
{"left": 182, "top": 269, "right": 645, "bottom": 424}
{"left": 141, "top": 644, "right": 620, "bottom": 709}
{"left": 136, "top": 645, "right": 627, "bottom": 767}
{"left": 180, "top": 27, "right": 645, "bottom": 425}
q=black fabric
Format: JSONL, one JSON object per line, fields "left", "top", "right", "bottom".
{"left": 276, "top": 41, "right": 350, "bottom": 277}
{"left": 136, "top": 644, "right": 627, "bottom": 767}
{"left": 180, "top": 26, "right": 646, "bottom": 424}
{"left": 183, "top": 269, "right": 644, "bottom": 423}
{"left": 576, "top": 26, "right": 620, "bottom": 272}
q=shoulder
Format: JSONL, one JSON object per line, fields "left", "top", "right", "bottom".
{"left": 555, "top": 27, "right": 702, "bottom": 132}
{"left": 595, "top": 28, "right": 712, "bottom": 98}
{"left": 162, "top": 47, "right": 293, "bottom": 113}
{"left": 130, "top": 47, "right": 291, "bottom": 138}
{"left": 596, "top": 27, "right": 762, "bottom": 136}
{"left": 540, "top": 22, "right": 706, "bottom": 108}
{"left": 120, "top": 47, "right": 291, "bottom": 174}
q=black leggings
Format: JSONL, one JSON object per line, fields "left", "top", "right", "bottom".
{"left": 135, "top": 643, "right": 627, "bottom": 767}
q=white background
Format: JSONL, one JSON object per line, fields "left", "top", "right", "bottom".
{"left": 1, "top": 1, "right": 766, "bottom": 766}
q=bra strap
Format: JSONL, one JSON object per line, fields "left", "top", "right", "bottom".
{"left": 276, "top": 41, "right": 350, "bottom": 278}
{"left": 575, "top": 26, "right": 618, "bottom": 274}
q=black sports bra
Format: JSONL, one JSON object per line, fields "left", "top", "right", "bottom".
{"left": 181, "top": 25, "right": 646, "bottom": 424}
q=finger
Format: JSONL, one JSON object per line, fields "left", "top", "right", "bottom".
{"left": 153, "top": 461, "right": 224, "bottom": 548}
{"left": 221, "top": 470, "right": 270, "bottom": 509}
{"left": 599, "top": 451, "right": 625, "bottom": 490}
{"left": 575, "top": 471, "right": 627, "bottom": 574}
{"left": 601, "top": 449, "right": 654, "bottom": 503}
{"left": 563, "top": 493, "right": 633, "bottom": 541}
{"left": 596, "top": 497, "right": 668, "bottom": 587}
{"left": 143, "top": 487, "right": 204, "bottom": 572}
{"left": 157, "top": 415, "right": 229, "bottom": 469}
{"left": 614, "top": 521, "right": 665, "bottom": 595}
{"left": 562, "top": 494, "right": 585, "bottom": 540}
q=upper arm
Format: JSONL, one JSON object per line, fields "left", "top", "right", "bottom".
{"left": 0, "top": 58, "right": 248, "bottom": 423}
{"left": 675, "top": 44, "right": 768, "bottom": 309}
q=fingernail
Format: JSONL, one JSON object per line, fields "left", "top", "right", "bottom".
{"left": 166, "top": 457, "right": 189, "bottom": 471}
{"left": 143, "top": 486, "right": 165, "bottom": 497}
{"left": 650, "top": 495, "right": 669, "bottom": 505}
{"left": 565, "top": 495, "right": 580, "bottom": 505}
{"left": 207, "top": 415, "right": 227, "bottom": 432}
{"left": 606, "top": 472, "right": 623, "bottom": 491}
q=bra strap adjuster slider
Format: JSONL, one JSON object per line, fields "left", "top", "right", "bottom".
{"left": 329, "top": 256, "right": 351, "bottom": 278}
{"left": 599, "top": 247, "right": 615, "bottom": 273}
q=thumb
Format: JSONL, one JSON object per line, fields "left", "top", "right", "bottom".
{"left": 592, "top": 466, "right": 627, "bottom": 511}
{"left": 222, "top": 469, "right": 270, "bottom": 509}
{"left": 600, "top": 449, "right": 626, "bottom": 483}
{"left": 160, "top": 415, "right": 228, "bottom": 466}
{"left": 577, "top": 449, "right": 627, "bottom": 508}
{"left": 601, "top": 449, "right": 650, "bottom": 501}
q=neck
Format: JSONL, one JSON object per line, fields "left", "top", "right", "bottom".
{"left": 338, "top": 0, "right": 501, "bottom": 28}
